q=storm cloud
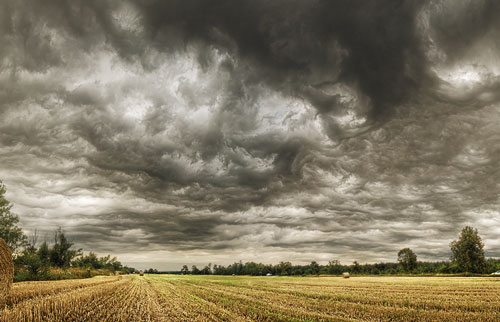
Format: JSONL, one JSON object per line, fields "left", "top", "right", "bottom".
{"left": 1, "top": 0, "right": 500, "bottom": 269}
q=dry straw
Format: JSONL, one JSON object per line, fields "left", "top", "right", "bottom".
{"left": 342, "top": 272, "right": 350, "bottom": 278}
{"left": 0, "top": 237, "right": 14, "bottom": 300}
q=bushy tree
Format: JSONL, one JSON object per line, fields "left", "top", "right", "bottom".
{"left": 191, "top": 265, "right": 200, "bottom": 274}
{"left": 49, "top": 228, "right": 81, "bottom": 268}
{"left": 350, "top": 261, "right": 361, "bottom": 273}
{"left": 16, "top": 251, "right": 44, "bottom": 277}
{"left": 72, "top": 252, "right": 123, "bottom": 271}
{"left": 327, "top": 260, "right": 342, "bottom": 275}
{"left": 276, "top": 261, "right": 292, "bottom": 276}
{"left": 200, "top": 264, "right": 212, "bottom": 275}
{"left": 37, "top": 241, "right": 50, "bottom": 266}
{"left": 308, "top": 261, "right": 320, "bottom": 275}
{"left": 0, "top": 180, "right": 26, "bottom": 251}
{"left": 450, "top": 226, "right": 487, "bottom": 273}
{"left": 398, "top": 248, "right": 417, "bottom": 272}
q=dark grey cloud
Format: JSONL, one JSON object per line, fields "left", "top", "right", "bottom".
{"left": 0, "top": 0, "right": 500, "bottom": 269}
{"left": 133, "top": 0, "right": 434, "bottom": 130}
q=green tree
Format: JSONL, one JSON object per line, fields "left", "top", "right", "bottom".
{"left": 191, "top": 265, "right": 200, "bottom": 275}
{"left": 309, "top": 261, "right": 320, "bottom": 275}
{"left": 450, "top": 226, "right": 487, "bottom": 273}
{"left": 49, "top": 228, "right": 81, "bottom": 268}
{"left": 24, "top": 230, "right": 40, "bottom": 254}
{"left": 398, "top": 248, "right": 417, "bottom": 272}
{"left": 351, "top": 261, "right": 361, "bottom": 273}
{"left": 276, "top": 261, "right": 292, "bottom": 275}
{"left": 0, "top": 180, "right": 26, "bottom": 251}
{"left": 16, "top": 251, "right": 44, "bottom": 277}
{"left": 180, "top": 265, "right": 189, "bottom": 274}
{"left": 200, "top": 265, "right": 211, "bottom": 275}
{"left": 327, "top": 260, "right": 341, "bottom": 274}
{"left": 37, "top": 241, "right": 50, "bottom": 266}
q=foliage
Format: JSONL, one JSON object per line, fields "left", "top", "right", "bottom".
{"left": 180, "top": 265, "right": 189, "bottom": 274}
{"left": 0, "top": 181, "right": 26, "bottom": 251}
{"left": 450, "top": 226, "right": 487, "bottom": 273}
{"left": 49, "top": 228, "right": 82, "bottom": 268}
{"left": 13, "top": 266, "right": 120, "bottom": 282}
{"left": 12, "top": 232, "right": 133, "bottom": 282}
{"left": 181, "top": 258, "right": 500, "bottom": 276}
{"left": 72, "top": 252, "right": 123, "bottom": 271}
{"left": 191, "top": 265, "right": 200, "bottom": 274}
{"left": 398, "top": 248, "right": 417, "bottom": 271}
{"left": 37, "top": 241, "right": 50, "bottom": 266}
{"left": 15, "top": 251, "right": 47, "bottom": 278}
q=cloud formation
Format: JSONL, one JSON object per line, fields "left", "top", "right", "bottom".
{"left": 1, "top": 0, "right": 500, "bottom": 269}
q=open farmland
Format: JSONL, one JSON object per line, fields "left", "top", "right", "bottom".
{"left": 1, "top": 275, "right": 500, "bottom": 321}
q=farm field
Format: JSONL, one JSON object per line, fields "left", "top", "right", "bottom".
{"left": 1, "top": 275, "right": 500, "bottom": 321}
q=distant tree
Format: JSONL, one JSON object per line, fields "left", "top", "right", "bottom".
{"left": 73, "top": 252, "right": 101, "bottom": 269}
{"left": 25, "top": 230, "right": 39, "bottom": 254}
{"left": 49, "top": 228, "right": 81, "bottom": 268}
{"left": 327, "top": 260, "right": 341, "bottom": 275}
{"left": 0, "top": 180, "right": 26, "bottom": 251}
{"left": 37, "top": 241, "right": 50, "bottom": 266}
{"left": 122, "top": 266, "right": 136, "bottom": 274}
{"left": 450, "top": 226, "right": 487, "bottom": 273}
{"left": 181, "top": 265, "right": 189, "bottom": 274}
{"left": 108, "top": 257, "right": 123, "bottom": 271}
{"left": 309, "top": 261, "right": 320, "bottom": 275}
{"left": 191, "top": 265, "right": 200, "bottom": 274}
{"left": 276, "top": 261, "right": 292, "bottom": 276}
{"left": 398, "top": 248, "right": 417, "bottom": 272}
{"left": 200, "top": 265, "right": 211, "bottom": 275}
{"left": 351, "top": 261, "right": 361, "bottom": 273}
{"left": 16, "top": 251, "right": 44, "bottom": 277}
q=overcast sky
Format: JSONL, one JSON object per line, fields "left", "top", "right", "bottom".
{"left": 1, "top": 0, "right": 500, "bottom": 270}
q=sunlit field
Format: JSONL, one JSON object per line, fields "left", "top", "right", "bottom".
{"left": 1, "top": 275, "right": 500, "bottom": 321}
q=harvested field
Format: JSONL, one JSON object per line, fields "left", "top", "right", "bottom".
{"left": 1, "top": 275, "right": 500, "bottom": 321}
{"left": 0, "top": 276, "right": 169, "bottom": 322}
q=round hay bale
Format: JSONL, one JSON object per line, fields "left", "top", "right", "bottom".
{"left": 342, "top": 272, "right": 350, "bottom": 278}
{"left": 0, "top": 237, "right": 14, "bottom": 299}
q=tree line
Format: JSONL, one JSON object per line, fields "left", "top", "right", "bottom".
{"left": 0, "top": 181, "right": 135, "bottom": 281}
{"left": 179, "top": 227, "right": 498, "bottom": 276}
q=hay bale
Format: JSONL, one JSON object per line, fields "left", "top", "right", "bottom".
{"left": 0, "top": 237, "right": 14, "bottom": 299}
{"left": 139, "top": 270, "right": 144, "bottom": 276}
{"left": 342, "top": 272, "right": 350, "bottom": 278}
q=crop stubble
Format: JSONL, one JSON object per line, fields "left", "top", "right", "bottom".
{"left": 1, "top": 275, "right": 500, "bottom": 321}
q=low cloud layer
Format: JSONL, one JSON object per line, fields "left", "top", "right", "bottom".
{"left": 1, "top": 0, "right": 500, "bottom": 270}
